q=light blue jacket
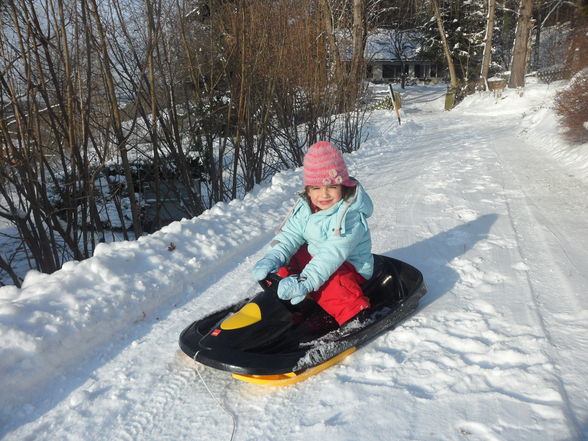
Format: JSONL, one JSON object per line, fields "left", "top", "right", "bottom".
{"left": 266, "top": 181, "right": 374, "bottom": 291}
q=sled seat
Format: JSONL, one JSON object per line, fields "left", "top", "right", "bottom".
{"left": 362, "top": 255, "right": 415, "bottom": 309}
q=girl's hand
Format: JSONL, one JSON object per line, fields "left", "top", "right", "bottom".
{"left": 252, "top": 254, "right": 282, "bottom": 281}
{"left": 277, "top": 276, "right": 311, "bottom": 305}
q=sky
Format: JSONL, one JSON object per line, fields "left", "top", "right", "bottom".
{"left": 1, "top": 80, "right": 587, "bottom": 441}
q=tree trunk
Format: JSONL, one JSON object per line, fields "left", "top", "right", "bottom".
{"left": 480, "top": 0, "right": 497, "bottom": 86}
{"left": 350, "top": 0, "right": 366, "bottom": 90}
{"left": 432, "top": 0, "right": 459, "bottom": 89}
{"left": 508, "top": 0, "right": 534, "bottom": 88}
{"left": 532, "top": 0, "right": 542, "bottom": 70}
{"left": 319, "top": 0, "right": 342, "bottom": 83}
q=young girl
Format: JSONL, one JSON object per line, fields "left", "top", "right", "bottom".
{"left": 252, "top": 141, "right": 373, "bottom": 326}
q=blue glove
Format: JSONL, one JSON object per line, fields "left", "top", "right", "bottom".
{"left": 252, "top": 253, "right": 282, "bottom": 281}
{"left": 277, "top": 276, "right": 312, "bottom": 305}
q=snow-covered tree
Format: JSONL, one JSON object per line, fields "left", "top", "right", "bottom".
{"left": 420, "top": 0, "right": 492, "bottom": 85}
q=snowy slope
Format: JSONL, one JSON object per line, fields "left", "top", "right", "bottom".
{"left": 1, "top": 82, "right": 587, "bottom": 441}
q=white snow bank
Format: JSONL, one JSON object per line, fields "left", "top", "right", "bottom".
{"left": 0, "top": 168, "right": 302, "bottom": 415}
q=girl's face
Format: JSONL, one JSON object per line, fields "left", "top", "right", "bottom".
{"left": 307, "top": 185, "right": 343, "bottom": 210}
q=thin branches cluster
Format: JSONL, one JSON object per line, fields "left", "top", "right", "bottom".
{"left": 0, "top": 0, "right": 369, "bottom": 285}
{"left": 0, "top": 0, "right": 584, "bottom": 286}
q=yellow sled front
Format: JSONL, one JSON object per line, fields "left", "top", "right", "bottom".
{"left": 231, "top": 347, "right": 356, "bottom": 386}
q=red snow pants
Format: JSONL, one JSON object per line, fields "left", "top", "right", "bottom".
{"left": 276, "top": 245, "right": 370, "bottom": 325}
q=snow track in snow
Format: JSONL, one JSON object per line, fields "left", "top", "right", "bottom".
{"left": 489, "top": 127, "right": 588, "bottom": 440}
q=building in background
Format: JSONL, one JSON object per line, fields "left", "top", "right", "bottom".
{"left": 364, "top": 29, "right": 441, "bottom": 84}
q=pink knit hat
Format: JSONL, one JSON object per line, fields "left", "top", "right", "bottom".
{"left": 303, "top": 141, "right": 355, "bottom": 187}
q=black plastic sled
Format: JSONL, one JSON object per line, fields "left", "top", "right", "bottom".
{"left": 178, "top": 255, "right": 427, "bottom": 385}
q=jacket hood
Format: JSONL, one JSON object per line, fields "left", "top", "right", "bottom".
{"left": 345, "top": 179, "right": 373, "bottom": 218}
{"left": 331, "top": 179, "right": 373, "bottom": 235}
{"left": 275, "top": 178, "right": 373, "bottom": 236}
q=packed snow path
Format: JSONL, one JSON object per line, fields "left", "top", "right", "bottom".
{"left": 1, "top": 85, "right": 587, "bottom": 441}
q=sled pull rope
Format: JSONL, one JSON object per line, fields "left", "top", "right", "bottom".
{"left": 193, "top": 352, "right": 238, "bottom": 441}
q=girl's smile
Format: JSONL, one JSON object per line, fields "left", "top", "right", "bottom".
{"left": 307, "top": 185, "right": 343, "bottom": 210}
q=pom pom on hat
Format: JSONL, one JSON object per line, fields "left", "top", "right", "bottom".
{"left": 303, "top": 141, "right": 355, "bottom": 187}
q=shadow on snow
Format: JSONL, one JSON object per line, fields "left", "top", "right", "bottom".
{"left": 386, "top": 213, "right": 499, "bottom": 309}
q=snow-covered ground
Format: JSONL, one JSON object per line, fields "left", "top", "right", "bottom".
{"left": 1, "top": 81, "right": 587, "bottom": 441}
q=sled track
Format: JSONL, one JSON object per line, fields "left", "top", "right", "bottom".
{"left": 110, "top": 354, "right": 238, "bottom": 441}
{"left": 385, "top": 111, "right": 587, "bottom": 439}
{"left": 113, "top": 362, "right": 196, "bottom": 441}
{"left": 491, "top": 128, "right": 587, "bottom": 440}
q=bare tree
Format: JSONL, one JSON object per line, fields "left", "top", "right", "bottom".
{"left": 381, "top": 28, "right": 417, "bottom": 88}
{"left": 509, "top": 0, "right": 534, "bottom": 88}
{"left": 1, "top": 0, "right": 94, "bottom": 278}
{"left": 87, "top": 0, "right": 143, "bottom": 237}
{"left": 1, "top": 0, "right": 373, "bottom": 284}
{"left": 350, "top": 0, "right": 367, "bottom": 88}
{"left": 432, "top": 0, "right": 459, "bottom": 89}
{"left": 480, "top": 0, "right": 497, "bottom": 87}
{"left": 319, "top": 0, "right": 344, "bottom": 84}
